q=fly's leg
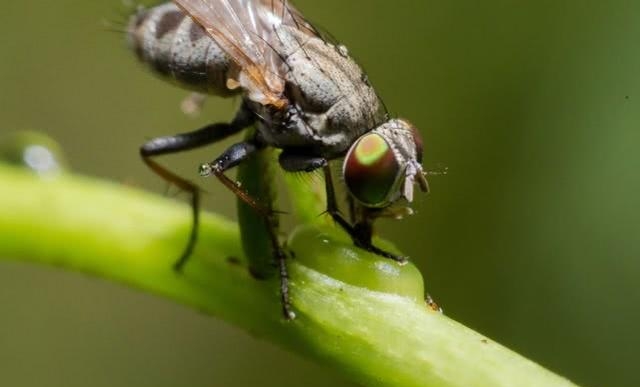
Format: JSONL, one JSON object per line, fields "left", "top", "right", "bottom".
{"left": 273, "top": 225, "right": 294, "bottom": 320}
{"left": 198, "top": 141, "right": 267, "bottom": 214}
{"left": 201, "top": 142, "right": 295, "bottom": 320}
{"left": 280, "top": 155, "right": 408, "bottom": 275}
{"left": 139, "top": 106, "right": 254, "bottom": 271}
{"left": 278, "top": 151, "right": 328, "bottom": 173}
{"left": 322, "top": 165, "right": 408, "bottom": 264}
{"left": 351, "top": 206, "right": 408, "bottom": 264}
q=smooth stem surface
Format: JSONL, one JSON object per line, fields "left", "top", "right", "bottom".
{"left": 0, "top": 164, "right": 579, "bottom": 387}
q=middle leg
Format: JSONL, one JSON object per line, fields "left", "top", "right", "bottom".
{"left": 202, "top": 141, "right": 297, "bottom": 319}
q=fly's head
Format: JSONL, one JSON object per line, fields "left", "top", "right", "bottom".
{"left": 342, "top": 119, "right": 428, "bottom": 212}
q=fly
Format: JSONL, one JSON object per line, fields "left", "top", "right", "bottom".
{"left": 127, "top": 0, "right": 429, "bottom": 319}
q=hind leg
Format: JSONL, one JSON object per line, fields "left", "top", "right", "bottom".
{"left": 139, "top": 105, "right": 254, "bottom": 270}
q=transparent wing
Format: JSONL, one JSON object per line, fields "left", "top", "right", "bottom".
{"left": 173, "top": 0, "right": 319, "bottom": 108}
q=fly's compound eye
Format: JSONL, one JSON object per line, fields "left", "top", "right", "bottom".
{"left": 343, "top": 133, "right": 402, "bottom": 208}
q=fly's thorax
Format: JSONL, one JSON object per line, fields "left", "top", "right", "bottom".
{"left": 343, "top": 119, "right": 427, "bottom": 208}
{"left": 261, "top": 26, "right": 383, "bottom": 155}
{"left": 127, "top": 3, "right": 238, "bottom": 96}
{"left": 250, "top": 100, "right": 371, "bottom": 159}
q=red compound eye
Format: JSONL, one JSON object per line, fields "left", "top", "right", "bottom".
{"left": 343, "top": 133, "right": 401, "bottom": 207}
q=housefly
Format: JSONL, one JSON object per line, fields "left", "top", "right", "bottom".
{"left": 128, "top": 0, "right": 429, "bottom": 319}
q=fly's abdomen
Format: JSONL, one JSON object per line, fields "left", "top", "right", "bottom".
{"left": 128, "top": 3, "right": 237, "bottom": 96}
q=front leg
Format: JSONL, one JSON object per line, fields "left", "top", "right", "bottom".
{"left": 198, "top": 141, "right": 270, "bottom": 216}
{"left": 322, "top": 165, "right": 408, "bottom": 264}
{"left": 284, "top": 158, "right": 397, "bottom": 260}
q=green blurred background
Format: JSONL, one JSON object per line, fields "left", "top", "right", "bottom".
{"left": 1, "top": 1, "right": 638, "bottom": 386}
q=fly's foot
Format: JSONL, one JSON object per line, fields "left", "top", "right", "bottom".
{"left": 355, "top": 240, "right": 409, "bottom": 265}
{"left": 276, "top": 249, "right": 296, "bottom": 321}
{"left": 283, "top": 303, "right": 296, "bottom": 321}
{"left": 323, "top": 210, "right": 408, "bottom": 264}
{"left": 171, "top": 220, "right": 199, "bottom": 273}
{"left": 172, "top": 255, "right": 189, "bottom": 273}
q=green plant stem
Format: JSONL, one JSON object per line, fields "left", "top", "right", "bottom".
{"left": 0, "top": 164, "right": 578, "bottom": 387}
